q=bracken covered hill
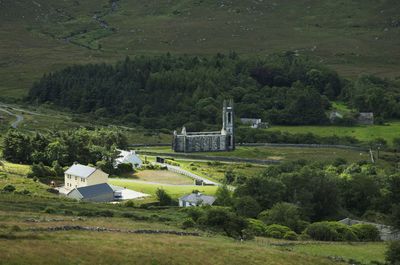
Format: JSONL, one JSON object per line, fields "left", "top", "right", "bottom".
{"left": 1, "top": 0, "right": 399, "bottom": 98}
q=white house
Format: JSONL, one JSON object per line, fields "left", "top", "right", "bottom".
{"left": 115, "top": 150, "right": 142, "bottom": 168}
{"left": 64, "top": 163, "right": 108, "bottom": 191}
{"left": 179, "top": 193, "right": 216, "bottom": 207}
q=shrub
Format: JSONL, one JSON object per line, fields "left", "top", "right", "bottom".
{"left": 95, "top": 210, "right": 114, "bottom": 217}
{"left": 63, "top": 210, "right": 74, "bottom": 216}
{"left": 199, "top": 207, "right": 247, "bottom": 239}
{"left": 351, "top": 224, "right": 380, "bottom": 242}
{"left": 265, "top": 224, "right": 291, "bottom": 239}
{"left": 156, "top": 188, "right": 173, "bottom": 206}
{"left": 2, "top": 184, "right": 15, "bottom": 193}
{"left": 305, "top": 222, "right": 339, "bottom": 241}
{"left": 125, "top": 200, "right": 135, "bottom": 208}
{"left": 241, "top": 228, "right": 255, "bottom": 241}
{"left": 258, "top": 202, "right": 307, "bottom": 233}
{"left": 181, "top": 218, "right": 195, "bottom": 229}
{"left": 234, "top": 196, "right": 261, "bottom": 218}
{"left": 184, "top": 207, "right": 204, "bottom": 222}
{"left": 283, "top": 231, "right": 298, "bottom": 241}
{"left": 305, "top": 221, "right": 359, "bottom": 241}
{"left": 386, "top": 240, "right": 400, "bottom": 265}
{"left": 44, "top": 207, "right": 56, "bottom": 214}
{"left": 247, "top": 219, "right": 267, "bottom": 236}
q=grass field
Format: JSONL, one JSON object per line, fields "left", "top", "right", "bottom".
{"left": 269, "top": 121, "right": 400, "bottom": 145}
{"left": 139, "top": 145, "right": 371, "bottom": 163}
{"left": 1, "top": 0, "right": 400, "bottom": 98}
{"left": 0, "top": 231, "right": 343, "bottom": 265}
{"left": 291, "top": 242, "right": 386, "bottom": 264}
{"left": 0, "top": 193, "right": 386, "bottom": 265}
{"left": 132, "top": 169, "right": 194, "bottom": 185}
{"left": 109, "top": 178, "right": 218, "bottom": 199}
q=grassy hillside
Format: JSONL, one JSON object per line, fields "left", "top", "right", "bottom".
{"left": 1, "top": 0, "right": 400, "bottom": 98}
{"left": 0, "top": 193, "right": 387, "bottom": 265}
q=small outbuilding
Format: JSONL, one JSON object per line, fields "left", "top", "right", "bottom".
{"left": 67, "top": 183, "right": 114, "bottom": 202}
{"left": 115, "top": 150, "right": 142, "bottom": 168}
{"left": 357, "top": 112, "right": 374, "bottom": 125}
{"left": 179, "top": 193, "right": 216, "bottom": 207}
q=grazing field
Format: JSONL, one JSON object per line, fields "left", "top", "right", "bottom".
{"left": 268, "top": 121, "right": 400, "bottom": 145}
{"left": 176, "top": 159, "right": 267, "bottom": 183}
{"left": 1, "top": 1, "right": 400, "bottom": 98}
{"left": 0, "top": 231, "right": 343, "bottom": 265}
{"left": 255, "top": 238, "right": 387, "bottom": 264}
{"left": 109, "top": 178, "right": 218, "bottom": 199}
{"left": 291, "top": 242, "right": 386, "bottom": 264}
{"left": 132, "top": 170, "right": 194, "bottom": 185}
{"left": 139, "top": 145, "right": 371, "bottom": 163}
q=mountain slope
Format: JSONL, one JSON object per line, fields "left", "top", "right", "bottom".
{"left": 1, "top": 0, "right": 399, "bottom": 98}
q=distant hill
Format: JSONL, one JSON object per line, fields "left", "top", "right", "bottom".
{"left": 1, "top": 0, "right": 400, "bottom": 98}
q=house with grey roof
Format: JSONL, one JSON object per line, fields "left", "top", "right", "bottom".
{"left": 357, "top": 112, "right": 374, "bottom": 125}
{"left": 67, "top": 183, "right": 114, "bottom": 202}
{"left": 115, "top": 149, "right": 142, "bottom": 169}
{"left": 64, "top": 163, "right": 108, "bottom": 192}
{"left": 179, "top": 193, "right": 216, "bottom": 207}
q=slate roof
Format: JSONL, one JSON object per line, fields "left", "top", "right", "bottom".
{"left": 73, "top": 183, "right": 114, "bottom": 198}
{"left": 179, "top": 193, "right": 216, "bottom": 205}
{"left": 65, "top": 164, "right": 97, "bottom": 178}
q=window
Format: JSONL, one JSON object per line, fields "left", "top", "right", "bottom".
{"left": 75, "top": 176, "right": 77, "bottom": 180}
{"left": 81, "top": 178, "right": 85, "bottom": 182}
{"left": 228, "top": 112, "right": 231, "bottom": 123}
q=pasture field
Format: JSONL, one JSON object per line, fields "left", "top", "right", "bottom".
{"left": 291, "top": 242, "right": 386, "bottom": 264}
{"left": 268, "top": 121, "right": 400, "bottom": 145}
{"left": 130, "top": 169, "right": 194, "bottom": 185}
{"left": 109, "top": 178, "right": 218, "bottom": 199}
{"left": 1, "top": 1, "right": 400, "bottom": 98}
{"left": 139, "top": 145, "right": 371, "bottom": 163}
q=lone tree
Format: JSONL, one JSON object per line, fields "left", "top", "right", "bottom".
{"left": 156, "top": 188, "right": 173, "bottom": 206}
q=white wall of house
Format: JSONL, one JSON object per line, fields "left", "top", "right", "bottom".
{"left": 179, "top": 199, "right": 197, "bottom": 207}
{"left": 65, "top": 173, "right": 87, "bottom": 190}
{"left": 86, "top": 170, "right": 108, "bottom": 186}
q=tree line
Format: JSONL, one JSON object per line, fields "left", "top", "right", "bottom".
{"left": 27, "top": 52, "right": 345, "bottom": 130}
{"left": 27, "top": 52, "right": 400, "bottom": 131}
{"left": 2, "top": 128, "right": 127, "bottom": 167}
{"left": 215, "top": 159, "right": 400, "bottom": 231}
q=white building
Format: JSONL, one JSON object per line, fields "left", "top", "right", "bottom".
{"left": 64, "top": 163, "right": 108, "bottom": 191}
{"left": 179, "top": 193, "right": 216, "bottom": 207}
{"left": 115, "top": 150, "right": 142, "bottom": 168}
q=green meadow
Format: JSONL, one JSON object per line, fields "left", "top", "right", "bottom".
{"left": 269, "top": 121, "right": 400, "bottom": 145}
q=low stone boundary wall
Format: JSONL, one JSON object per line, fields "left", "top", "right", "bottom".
{"left": 30, "top": 225, "right": 200, "bottom": 236}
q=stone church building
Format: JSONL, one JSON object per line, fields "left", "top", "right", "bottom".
{"left": 172, "top": 99, "right": 235, "bottom": 153}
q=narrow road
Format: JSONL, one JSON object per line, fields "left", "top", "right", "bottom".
{"left": 0, "top": 107, "right": 24, "bottom": 128}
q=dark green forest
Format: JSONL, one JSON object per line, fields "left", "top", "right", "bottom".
{"left": 27, "top": 53, "right": 400, "bottom": 130}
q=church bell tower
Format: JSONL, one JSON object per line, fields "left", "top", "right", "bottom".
{"left": 222, "top": 99, "right": 235, "bottom": 150}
